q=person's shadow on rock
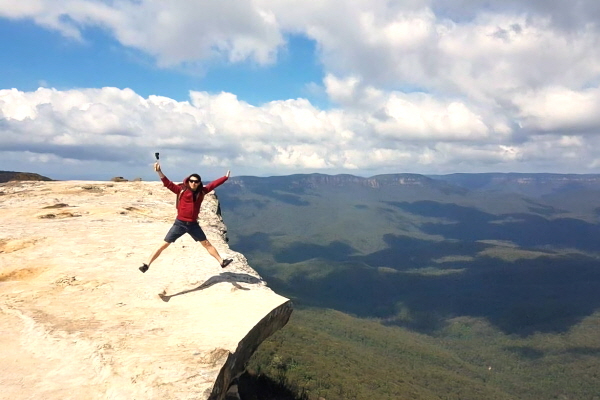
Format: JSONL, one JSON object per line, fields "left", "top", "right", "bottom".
{"left": 159, "top": 272, "right": 264, "bottom": 302}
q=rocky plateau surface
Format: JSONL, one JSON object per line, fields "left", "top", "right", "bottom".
{"left": 0, "top": 180, "right": 292, "bottom": 400}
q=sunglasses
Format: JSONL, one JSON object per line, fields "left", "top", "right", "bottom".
{"left": 189, "top": 179, "right": 201, "bottom": 184}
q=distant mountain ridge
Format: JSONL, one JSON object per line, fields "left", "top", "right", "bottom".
{"left": 231, "top": 173, "right": 455, "bottom": 191}
{"left": 0, "top": 171, "right": 53, "bottom": 183}
{"left": 3, "top": 169, "right": 600, "bottom": 197}
{"left": 230, "top": 172, "right": 600, "bottom": 198}
{"left": 429, "top": 172, "right": 600, "bottom": 195}
{"left": 235, "top": 172, "right": 447, "bottom": 186}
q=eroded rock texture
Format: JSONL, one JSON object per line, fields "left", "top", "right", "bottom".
{"left": 0, "top": 180, "right": 292, "bottom": 400}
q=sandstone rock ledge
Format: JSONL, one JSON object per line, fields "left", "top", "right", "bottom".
{"left": 0, "top": 180, "right": 292, "bottom": 400}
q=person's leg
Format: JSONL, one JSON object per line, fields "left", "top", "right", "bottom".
{"left": 147, "top": 241, "right": 171, "bottom": 266}
{"left": 140, "top": 241, "right": 171, "bottom": 273}
{"left": 140, "top": 221, "right": 184, "bottom": 273}
{"left": 199, "top": 240, "right": 233, "bottom": 268}
{"left": 189, "top": 223, "right": 233, "bottom": 267}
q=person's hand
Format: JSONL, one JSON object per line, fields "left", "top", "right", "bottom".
{"left": 226, "top": 170, "right": 231, "bottom": 178}
{"left": 154, "top": 162, "right": 162, "bottom": 172}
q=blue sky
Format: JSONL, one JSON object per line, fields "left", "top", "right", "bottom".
{"left": 2, "top": 1, "right": 600, "bottom": 180}
{"left": 0, "top": 19, "right": 323, "bottom": 106}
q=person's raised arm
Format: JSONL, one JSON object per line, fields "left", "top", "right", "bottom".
{"left": 154, "top": 162, "right": 166, "bottom": 179}
{"left": 154, "top": 162, "right": 180, "bottom": 194}
{"left": 204, "top": 170, "right": 231, "bottom": 193}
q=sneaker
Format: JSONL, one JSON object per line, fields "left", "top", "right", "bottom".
{"left": 139, "top": 263, "right": 149, "bottom": 273}
{"left": 221, "top": 259, "right": 233, "bottom": 268}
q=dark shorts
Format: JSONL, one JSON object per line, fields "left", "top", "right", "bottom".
{"left": 164, "top": 219, "right": 207, "bottom": 243}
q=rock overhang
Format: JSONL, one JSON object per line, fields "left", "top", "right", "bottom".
{"left": 0, "top": 180, "right": 292, "bottom": 400}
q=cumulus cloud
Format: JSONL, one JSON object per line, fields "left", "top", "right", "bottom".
{"left": 323, "top": 74, "right": 509, "bottom": 142}
{"left": 0, "top": 86, "right": 597, "bottom": 179}
{"left": 431, "top": 0, "right": 600, "bottom": 30}
{"left": 4, "top": 0, "right": 600, "bottom": 91}
{"left": 2, "top": 1, "right": 600, "bottom": 176}
{"left": 513, "top": 86, "right": 600, "bottom": 133}
{"left": 0, "top": 0, "right": 284, "bottom": 66}
{"left": 3, "top": 1, "right": 600, "bottom": 99}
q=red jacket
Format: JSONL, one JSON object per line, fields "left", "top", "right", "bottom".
{"left": 161, "top": 175, "right": 228, "bottom": 222}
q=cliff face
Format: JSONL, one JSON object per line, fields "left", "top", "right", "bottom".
{"left": 0, "top": 180, "right": 292, "bottom": 400}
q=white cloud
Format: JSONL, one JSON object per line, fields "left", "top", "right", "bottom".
{"left": 1, "top": 86, "right": 599, "bottom": 179}
{"left": 513, "top": 86, "right": 600, "bottom": 133}
{"left": 370, "top": 94, "right": 490, "bottom": 141}
{"left": 323, "top": 75, "right": 506, "bottom": 142}
{"left": 0, "top": 0, "right": 284, "bottom": 66}
{"left": 431, "top": 0, "right": 600, "bottom": 30}
{"left": 2, "top": 1, "right": 600, "bottom": 176}
{"left": 3, "top": 0, "right": 600, "bottom": 100}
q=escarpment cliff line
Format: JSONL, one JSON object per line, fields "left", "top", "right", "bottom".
{"left": 0, "top": 180, "right": 292, "bottom": 400}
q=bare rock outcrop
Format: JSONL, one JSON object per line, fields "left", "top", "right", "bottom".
{"left": 0, "top": 170, "right": 52, "bottom": 183}
{"left": 0, "top": 180, "right": 292, "bottom": 400}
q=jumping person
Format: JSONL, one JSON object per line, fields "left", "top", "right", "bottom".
{"left": 139, "top": 162, "right": 233, "bottom": 273}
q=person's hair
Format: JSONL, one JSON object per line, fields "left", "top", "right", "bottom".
{"left": 190, "top": 173, "right": 201, "bottom": 181}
